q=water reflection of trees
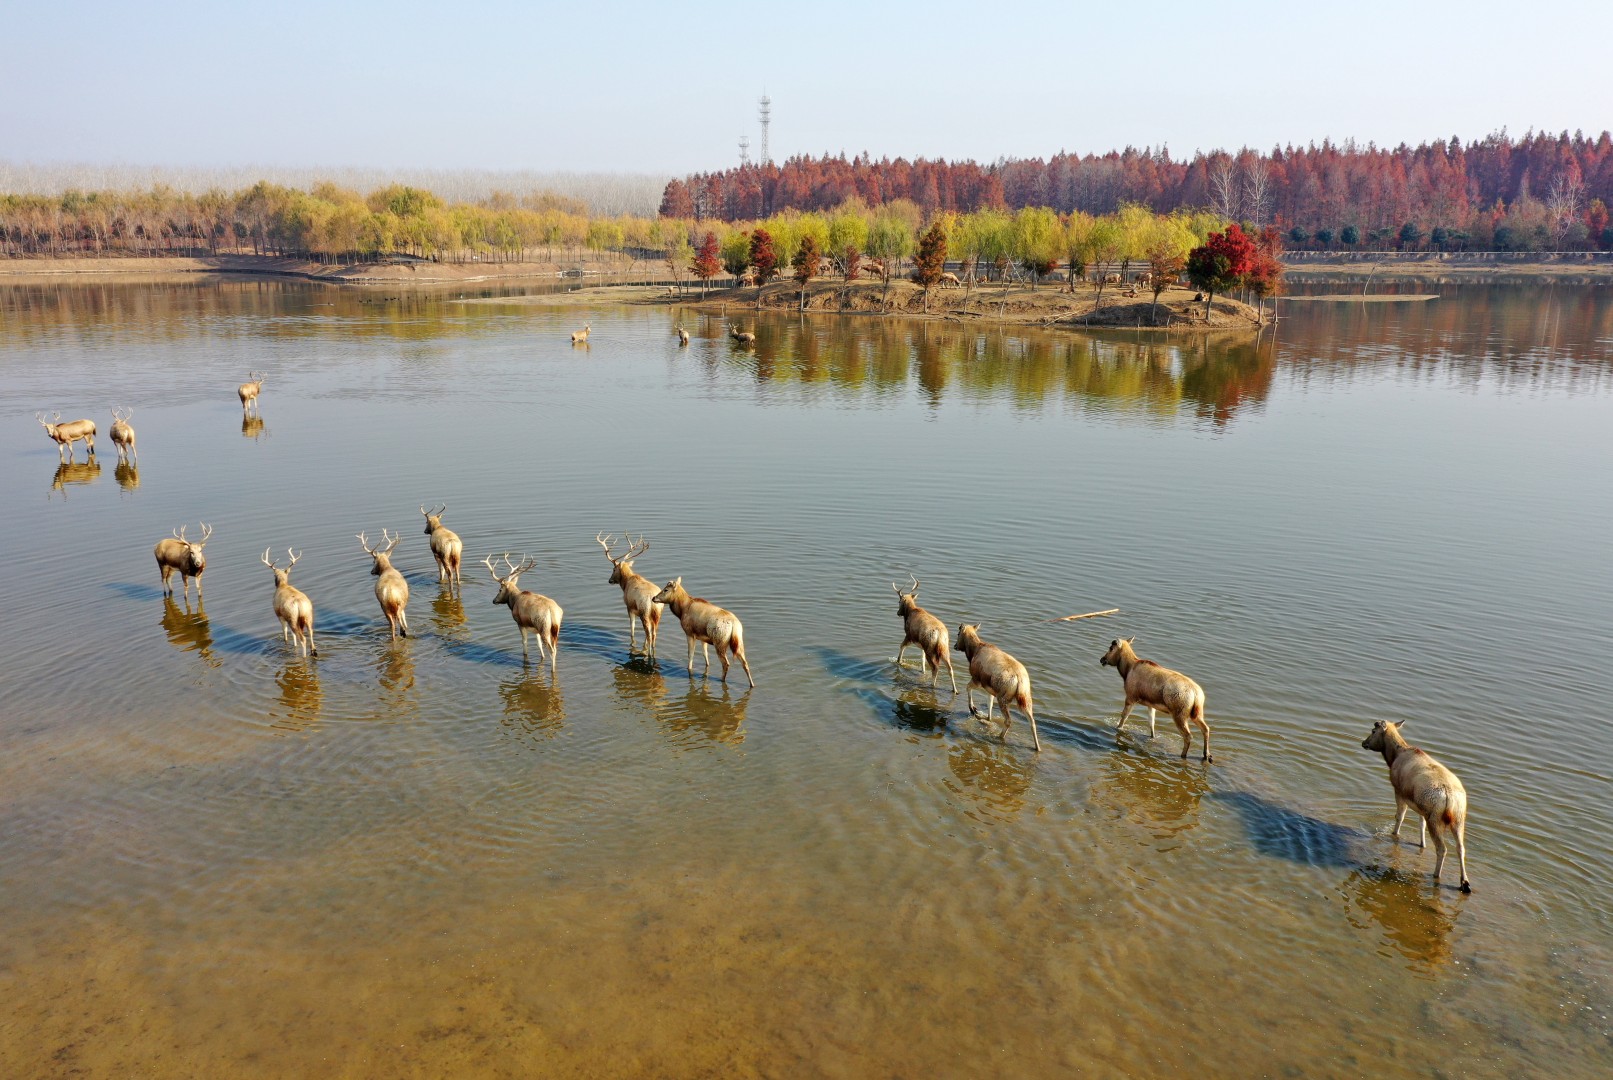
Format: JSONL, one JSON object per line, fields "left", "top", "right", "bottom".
{"left": 731, "top": 317, "right": 1278, "bottom": 426}
{"left": 1343, "top": 865, "right": 1460, "bottom": 974}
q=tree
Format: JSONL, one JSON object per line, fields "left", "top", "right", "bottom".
{"left": 1087, "top": 217, "right": 1122, "bottom": 304}
{"left": 1147, "top": 253, "right": 1184, "bottom": 322}
{"left": 791, "top": 234, "right": 821, "bottom": 310}
{"left": 866, "top": 209, "right": 915, "bottom": 310}
{"left": 691, "top": 231, "right": 720, "bottom": 297}
{"left": 658, "top": 179, "right": 694, "bottom": 219}
{"left": 749, "top": 227, "right": 779, "bottom": 289}
{"left": 1288, "top": 226, "right": 1310, "bottom": 245}
{"left": 663, "top": 232, "right": 693, "bottom": 294}
{"left": 1062, "top": 211, "right": 1094, "bottom": 293}
{"left": 1340, "top": 224, "right": 1360, "bottom": 246}
{"left": 843, "top": 247, "right": 862, "bottom": 281}
{"left": 1314, "top": 226, "right": 1334, "bottom": 248}
{"left": 1012, "top": 206, "right": 1061, "bottom": 289}
{"left": 721, "top": 231, "right": 751, "bottom": 280}
{"left": 912, "top": 221, "right": 947, "bottom": 311}
{"left": 1186, "top": 223, "right": 1256, "bottom": 319}
{"left": 1397, "top": 221, "right": 1423, "bottom": 250}
{"left": 1244, "top": 227, "right": 1285, "bottom": 324}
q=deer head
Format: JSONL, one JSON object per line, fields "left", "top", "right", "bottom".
{"left": 358, "top": 529, "right": 402, "bottom": 575}
{"left": 596, "top": 532, "right": 649, "bottom": 585}
{"left": 420, "top": 503, "right": 447, "bottom": 535}
{"left": 893, "top": 572, "right": 920, "bottom": 615}
{"left": 36, "top": 411, "right": 61, "bottom": 438}
{"left": 261, "top": 547, "right": 301, "bottom": 587}
{"left": 173, "top": 522, "right": 212, "bottom": 573}
{"left": 484, "top": 552, "right": 535, "bottom": 606}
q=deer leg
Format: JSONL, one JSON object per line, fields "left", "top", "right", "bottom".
{"left": 895, "top": 641, "right": 908, "bottom": 668}
{"left": 1117, "top": 702, "right": 1133, "bottom": 733}
{"left": 1393, "top": 800, "right": 1410, "bottom": 839}
{"left": 701, "top": 642, "right": 712, "bottom": 674}
{"left": 1418, "top": 815, "right": 1427, "bottom": 849}
{"left": 1430, "top": 826, "right": 1447, "bottom": 883}
{"left": 1176, "top": 715, "right": 1192, "bottom": 759}
{"left": 397, "top": 608, "right": 408, "bottom": 638}
{"left": 627, "top": 611, "right": 638, "bottom": 649}
{"left": 1454, "top": 821, "right": 1471, "bottom": 892}
{"left": 1025, "top": 703, "right": 1042, "bottom": 753}
{"left": 735, "top": 644, "right": 754, "bottom": 688}
{"left": 282, "top": 621, "right": 290, "bottom": 643}
{"left": 1148, "top": 707, "right": 1158, "bottom": 739}
{"left": 685, "top": 637, "right": 696, "bottom": 675}
{"left": 1195, "top": 713, "right": 1212, "bottom": 763}
{"left": 944, "top": 653, "right": 958, "bottom": 695}
{"left": 549, "top": 631, "right": 559, "bottom": 676}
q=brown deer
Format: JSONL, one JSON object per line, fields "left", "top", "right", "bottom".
{"left": 419, "top": 504, "right": 464, "bottom": 590}
{"left": 955, "top": 624, "right": 1040, "bottom": 751}
{"left": 650, "top": 577, "right": 754, "bottom": 687}
{"left": 597, "top": 532, "right": 664, "bottom": 653}
{"left": 571, "top": 323, "right": 591, "bottom": 345}
{"left": 109, "top": 407, "right": 137, "bottom": 463}
{"left": 37, "top": 412, "right": 97, "bottom": 462}
{"left": 1099, "top": 637, "right": 1211, "bottom": 762}
{"left": 261, "top": 548, "right": 316, "bottom": 657}
{"left": 485, "top": 553, "right": 564, "bottom": 673}
{"left": 357, "top": 529, "right": 410, "bottom": 640}
{"left": 1360, "top": 719, "right": 1471, "bottom": 892}
{"left": 155, "top": 523, "right": 212, "bottom": 600}
{"left": 676, "top": 325, "right": 690, "bottom": 346}
{"left": 938, "top": 271, "right": 962, "bottom": 288}
{"left": 728, "top": 325, "right": 756, "bottom": 346}
{"left": 893, "top": 574, "right": 956, "bottom": 692}
{"left": 238, "top": 371, "right": 266, "bottom": 414}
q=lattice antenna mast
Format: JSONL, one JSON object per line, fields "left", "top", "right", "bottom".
{"left": 739, "top": 135, "right": 750, "bottom": 168}
{"left": 758, "top": 94, "right": 772, "bottom": 166}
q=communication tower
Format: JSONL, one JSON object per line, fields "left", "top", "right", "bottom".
{"left": 758, "top": 94, "right": 772, "bottom": 165}
{"left": 739, "top": 135, "right": 750, "bottom": 168}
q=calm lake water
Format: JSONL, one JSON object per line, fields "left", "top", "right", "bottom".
{"left": 1, "top": 279, "right": 1611, "bottom": 1077}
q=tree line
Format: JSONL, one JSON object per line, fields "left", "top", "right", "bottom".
{"left": 661, "top": 129, "right": 1613, "bottom": 252}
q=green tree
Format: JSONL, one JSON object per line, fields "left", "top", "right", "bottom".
{"left": 721, "top": 231, "right": 751, "bottom": 280}
{"left": 1087, "top": 217, "right": 1122, "bottom": 304}
{"left": 1062, "top": 211, "right": 1095, "bottom": 293}
{"left": 1397, "top": 221, "right": 1423, "bottom": 250}
{"left": 1012, "top": 206, "right": 1061, "bottom": 289}
{"left": 1341, "top": 224, "right": 1360, "bottom": 246}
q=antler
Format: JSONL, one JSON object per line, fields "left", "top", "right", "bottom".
{"left": 175, "top": 524, "right": 188, "bottom": 542}
{"left": 893, "top": 572, "right": 919, "bottom": 595}
{"left": 357, "top": 531, "right": 375, "bottom": 554}
{"left": 596, "top": 532, "right": 620, "bottom": 562}
{"left": 262, "top": 547, "right": 277, "bottom": 569}
{"left": 198, "top": 523, "right": 213, "bottom": 544}
{"left": 500, "top": 552, "right": 535, "bottom": 578}
{"left": 381, "top": 528, "right": 401, "bottom": 553}
{"left": 286, "top": 548, "right": 300, "bottom": 567}
{"left": 420, "top": 503, "right": 446, "bottom": 518}
{"left": 623, "top": 532, "right": 649, "bottom": 561}
{"left": 483, "top": 553, "right": 504, "bottom": 580}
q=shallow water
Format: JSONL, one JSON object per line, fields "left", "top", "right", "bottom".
{"left": 1, "top": 279, "right": 1611, "bottom": 1077}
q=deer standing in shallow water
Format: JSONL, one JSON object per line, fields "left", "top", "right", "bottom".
{"left": 420, "top": 504, "right": 463, "bottom": 590}
{"left": 37, "top": 412, "right": 97, "bottom": 461}
{"left": 358, "top": 530, "right": 410, "bottom": 640}
{"left": 955, "top": 624, "right": 1039, "bottom": 751}
{"left": 676, "top": 325, "right": 690, "bottom": 346}
{"left": 155, "top": 523, "right": 211, "bottom": 600}
{"left": 651, "top": 577, "right": 754, "bottom": 687}
{"left": 261, "top": 548, "right": 316, "bottom": 657}
{"left": 238, "top": 372, "right": 266, "bottom": 414}
{"left": 486, "top": 553, "right": 563, "bottom": 673}
{"left": 571, "top": 323, "right": 591, "bottom": 345}
{"left": 1100, "top": 637, "right": 1211, "bottom": 762}
{"left": 1360, "top": 719, "right": 1471, "bottom": 893}
{"left": 109, "top": 407, "right": 136, "bottom": 463}
{"left": 893, "top": 574, "right": 956, "bottom": 692}
{"left": 597, "top": 533, "right": 663, "bottom": 653}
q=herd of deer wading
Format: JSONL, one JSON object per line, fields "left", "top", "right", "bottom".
{"left": 33, "top": 334, "right": 1474, "bottom": 894}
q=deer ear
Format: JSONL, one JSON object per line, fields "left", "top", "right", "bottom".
{"left": 1125, "top": 636, "right": 1136, "bottom": 644}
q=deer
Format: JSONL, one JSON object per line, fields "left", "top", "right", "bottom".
{"left": 1099, "top": 637, "right": 1211, "bottom": 763}
{"left": 1360, "top": 719, "right": 1471, "bottom": 893}
{"left": 571, "top": 322, "right": 591, "bottom": 345}
{"left": 955, "top": 624, "right": 1040, "bottom": 751}
{"left": 485, "top": 553, "right": 564, "bottom": 673}
{"left": 261, "top": 548, "right": 316, "bottom": 657}
{"left": 357, "top": 529, "right": 410, "bottom": 640}
{"left": 154, "top": 523, "right": 211, "bottom": 600}
{"left": 109, "top": 407, "right": 137, "bottom": 463}
{"left": 419, "top": 504, "right": 464, "bottom": 590}
{"left": 238, "top": 371, "right": 266, "bottom": 414}
{"left": 37, "top": 412, "right": 97, "bottom": 462}
{"left": 893, "top": 574, "right": 957, "bottom": 692}
{"left": 938, "top": 271, "right": 962, "bottom": 288}
{"left": 728, "top": 325, "right": 756, "bottom": 346}
{"left": 676, "top": 325, "right": 690, "bottom": 346}
{"left": 650, "top": 577, "right": 755, "bottom": 687}
{"left": 596, "top": 532, "right": 664, "bottom": 653}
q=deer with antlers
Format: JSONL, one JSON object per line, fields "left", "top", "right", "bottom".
{"left": 37, "top": 412, "right": 97, "bottom": 462}
{"left": 358, "top": 530, "right": 410, "bottom": 640}
{"left": 676, "top": 325, "right": 690, "bottom": 346}
{"left": 108, "top": 407, "right": 137, "bottom": 463}
{"left": 238, "top": 371, "right": 266, "bottom": 414}
{"left": 155, "top": 523, "right": 211, "bottom": 600}
{"left": 485, "top": 554, "right": 564, "bottom": 672}
{"left": 420, "top": 504, "right": 464, "bottom": 590}
{"left": 261, "top": 548, "right": 316, "bottom": 657}
{"left": 570, "top": 323, "right": 591, "bottom": 345}
{"left": 893, "top": 574, "right": 957, "bottom": 693}
{"left": 650, "top": 578, "right": 754, "bottom": 687}
{"left": 596, "top": 532, "right": 664, "bottom": 654}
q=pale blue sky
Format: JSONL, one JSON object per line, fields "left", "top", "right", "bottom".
{"left": 4, "top": 0, "right": 1608, "bottom": 175}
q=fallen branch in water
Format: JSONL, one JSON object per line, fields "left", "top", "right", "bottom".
{"left": 1046, "top": 608, "right": 1120, "bottom": 623}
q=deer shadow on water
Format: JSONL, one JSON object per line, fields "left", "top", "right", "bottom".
{"left": 810, "top": 646, "right": 1115, "bottom": 754}
{"left": 1210, "top": 790, "right": 1370, "bottom": 869}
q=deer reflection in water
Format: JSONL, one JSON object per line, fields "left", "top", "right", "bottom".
{"left": 160, "top": 593, "right": 218, "bottom": 667}
{"left": 611, "top": 655, "right": 668, "bottom": 714}
{"left": 888, "top": 684, "right": 953, "bottom": 735}
{"left": 241, "top": 413, "right": 267, "bottom": 440}
{"left": 49, "top": 458, "right": 101, "bottom": 499}
{"left": 114, "top": 461, "right": 140, "bottom": 492}
{"left": 272, "top": 658, "right": 324, "bottom": 734}
{"left": 374, "top": 641, "right": 416, "bottom": 703}
{"left": 499, "top": 669, "right": 566, "bottom": 742}
{"left": 1091, "top": 747, "right": 1211, "bottom": 841}
{"left": 658, "top": 681, "right": 749, "bottom": 748}
{"left": 430, "top": 586, "right": 469, "bottom": 641}
{"left": 1343, "top": 865, "right": 1461, "bottom": 973}
{"left": 943, "top": 740, "right": 1033, "bottom": 820}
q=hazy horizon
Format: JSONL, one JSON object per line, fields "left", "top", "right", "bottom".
{"left": 4, "top": 0, "right": 1609, "bottom": 179}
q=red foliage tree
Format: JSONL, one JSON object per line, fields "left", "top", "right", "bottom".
{"left": 912, "top": 222, "right": 947, "bottom": 310}
{"left": 749, "top": 228, "right": 778, "bottom": 287}
{"left": 843, "top": 246, "right": 861, "bottom": 281}
{"left": 791, "top": 235, "right": 821, "bottom": 309}
{"left": 1186, "top": 224, "right": 1257, "bottom": 319}
{"left": 1244, "top": 227, "right": 1286, "bottom": 323}
{"left": 690, "top": 231, "right": 720, "bottom": 297}
{"left": 658, "top": 179, "right": 694, "bottom": 219}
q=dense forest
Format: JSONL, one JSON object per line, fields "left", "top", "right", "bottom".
{"left": 661, "top": 130, "right": 1613, "bottom": 252}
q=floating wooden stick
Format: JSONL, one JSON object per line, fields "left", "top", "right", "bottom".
{"left": 1046, "top": 608, "right": 1120, "bottom": 623}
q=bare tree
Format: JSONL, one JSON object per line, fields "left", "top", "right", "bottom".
{"left": 1545, "top": 173, "right": 1585, "bottom": 250}
{"left": 1243, "top": 159, "right": 1272, "bottom": 232}
{"left": 1208, "top": 155, "right": 1240, "bottom": 222}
